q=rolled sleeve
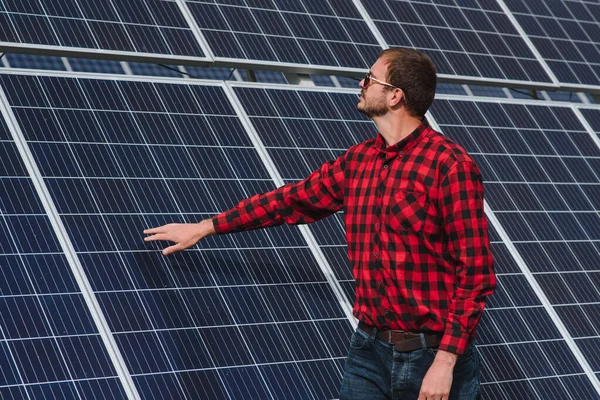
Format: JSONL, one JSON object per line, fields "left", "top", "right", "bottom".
{"left": 212, "top": 151, "right": 347, "bottom": 234}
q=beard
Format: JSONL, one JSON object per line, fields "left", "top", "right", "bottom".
{"left": 357, "top": 92, "right": 389, "bottom": 117}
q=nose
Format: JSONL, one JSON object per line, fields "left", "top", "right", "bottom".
{"left": 359, "top": 79, "right": 365, "bottom": 89}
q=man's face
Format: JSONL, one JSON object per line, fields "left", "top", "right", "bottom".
{"left": 357, "top": 58, "right": 390, "bottom": 118}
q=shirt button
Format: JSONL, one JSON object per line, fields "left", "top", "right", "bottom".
{"left": 375, "top": 222, "right": 379, "bottom": 228}
{"left": 374, "top": 252, "right": 378, "bottom": 257}
{"left": 399, "top": 151, "right": 403, "bottom": 154}
{"left": 385, "top": 309, "right": 389, "bottom": 315}
{"left": 383, "top": 164, "right": 389, "bottom": 169}
{"left": 377, "top": 281, "right": 382, "bottom": 286}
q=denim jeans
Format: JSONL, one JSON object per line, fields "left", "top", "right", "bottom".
{"left": 339, "top": 327, "right": 481, "bottom": 400}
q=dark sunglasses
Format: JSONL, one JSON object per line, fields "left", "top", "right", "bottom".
{"left": 363, "top": 72, "right": 399, "bottom": 90}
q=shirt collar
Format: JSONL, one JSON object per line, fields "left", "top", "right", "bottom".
{"left": 373, "top": 118, "right": 431, "bottom": 154}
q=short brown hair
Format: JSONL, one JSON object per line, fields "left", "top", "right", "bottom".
{"left": 379, "top": 48, "right": 437, "bottom": 117}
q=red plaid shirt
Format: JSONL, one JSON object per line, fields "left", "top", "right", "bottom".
{"left": 212, "top": 119, "right": 495, "bottom": 355}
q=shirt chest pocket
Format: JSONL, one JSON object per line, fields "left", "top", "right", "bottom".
{"left": 388, "top": 189, "right": 429, "bottom": 234}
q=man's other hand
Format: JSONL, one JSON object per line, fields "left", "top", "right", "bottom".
{"left": 418, "top": 349, "right": 457, "bottom": 400}
{"left": 143, "top": 219, "right": 215, "bottom": 256}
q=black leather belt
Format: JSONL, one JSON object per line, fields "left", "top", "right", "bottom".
{"left": 358, "top": 321, "right": 441, "bottom": 352}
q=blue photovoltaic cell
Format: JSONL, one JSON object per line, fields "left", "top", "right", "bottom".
{"left": 504, "top": 0, "right": 600, "bottom": 87}
{"left": 0, "top": 73, "right": 354, "bottom": 399}
{"left": 185, "top": 0, "right": 382, "bottom": 69}
{"left": 0, "top": 0, "right": 205, "bottom": 59}
{"left": 581, "top": 108, "right": 600, "bottom": 136}
{"left": 430, "top": 98, "right": 600, "bottom": 399}
{"left": 360, "top": 0, "right": 553, "bottom": 83}
{"left": 0, "top": 110, "right": 127, "bottom": 398}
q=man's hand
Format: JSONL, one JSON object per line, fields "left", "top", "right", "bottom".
{"left": 143, "top": 219, "right": 215, "bottom": 256}
{"left": 418, "top": 349, "right": 457, "bottom": 400}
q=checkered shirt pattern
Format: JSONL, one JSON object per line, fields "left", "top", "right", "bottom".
{"left": 212, "top": 119, "right": 495, "bottom": 355}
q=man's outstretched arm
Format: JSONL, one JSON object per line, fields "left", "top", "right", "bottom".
{"left": 144, "top": 149, "right": 348, "bottom": 255}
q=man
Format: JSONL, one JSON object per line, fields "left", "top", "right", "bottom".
{"left": 144, "top": 48, "right": 495, "bottom": 400}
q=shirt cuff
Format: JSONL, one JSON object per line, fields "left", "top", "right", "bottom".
{"left": 438, "top": 323, "right": 471, "bottom": 355}
{"left": 211, "top": 211, "right": 237, "bottom": 234}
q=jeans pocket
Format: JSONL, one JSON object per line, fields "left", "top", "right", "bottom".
{"left": 426, "top": 347, "right": 438, "bottom": 357}
{"left": 456, "top": 346, "right": 474, "bottom": 365}
{"left": 349, "top": 328, "right": 371, "bottom": 350}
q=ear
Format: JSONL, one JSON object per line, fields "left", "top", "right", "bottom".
{"left": 388, "top": 88, "right": 405, "bottom": 107}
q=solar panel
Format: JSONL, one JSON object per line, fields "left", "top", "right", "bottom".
{"left": 0, "top": 88, "right": 132, "bottom": 398}
{"left": 430, "top": 97, "right": 600, "bottom": 398}
{"left": 503, "top": 0, "right": 600, "bottom": 88}
{"left": 359, "top": 0, "right": 555, "bottom": 86}
{"left": 0, "top": 72, "right": 355, "bottom": 399}
{"left": 0, "top": 0, "right": 209, "bottom": 65}
{"left": 182, "top": 0, "right": 383, "bottom": 73}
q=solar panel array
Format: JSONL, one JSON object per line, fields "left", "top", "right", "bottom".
{"left": 184, "top": 0, "right": 382, "bottom": 72}
{"left": 6, "top": 0, "right": 600, "bottom": 91}
{"left": 504, "top": 0, "right": 600, "bottom": 87}
{"left": 1, "top": 0, "right": 600, "bottom": 399}
{"left": 1, "top": 72, "right": 599, "bottom": 398}
{"left": 0, "top": 87, "right": 129, "bottom": 398}
{"left": 0, "top": 0, "right": 207, "bottom": 61}
{"left": 0, "top": 74, "right": 359, "bottom": 399}
{"left": 359, "top": 0, "right": 553, "bottom": 84}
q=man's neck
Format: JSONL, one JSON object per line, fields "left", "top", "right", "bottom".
{"left": 373, "top": 113, "right": 423, "bottom": 147}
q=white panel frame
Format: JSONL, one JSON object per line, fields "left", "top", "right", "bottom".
{"left": 0, "top": 42, "right": 214, "bottom": 67}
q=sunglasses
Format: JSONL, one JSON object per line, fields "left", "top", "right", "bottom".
{"left": 363, "top": 72, "right": 400, "bottom": 90}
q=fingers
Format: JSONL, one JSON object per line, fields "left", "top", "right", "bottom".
{"left": 163, "top": 244, "right": 184, "bottom": 256}
{"left": 144, "top": 225, "right": 171, "bottom": 241}
{"left": 143, "top": 227, "right": 163, "bottom": 235}
{"left": 143, "top": 224, "right": 193, "bottom": 256}
{"left": 143, "top": 234, "right": 164, "bottom": 242}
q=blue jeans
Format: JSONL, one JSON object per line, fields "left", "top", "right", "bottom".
{"left": 339, "top": 327, "right": 481, "bottom": 400}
